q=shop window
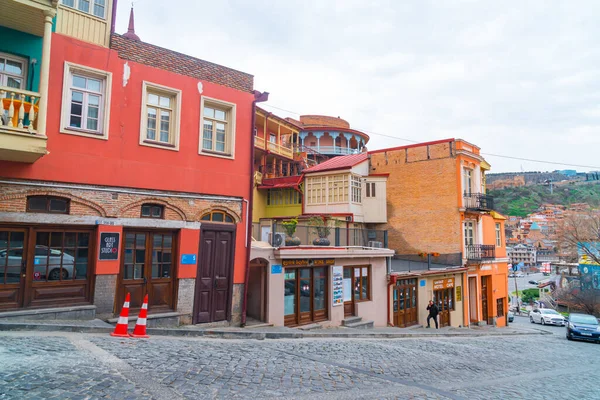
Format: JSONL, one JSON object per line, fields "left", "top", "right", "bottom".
{"left": 201, "top": 211, "right": 235, "bottom": 223}
{"left": 345, "top": 266, "right": 370, "bottom": 301}
{"left": 434, "top": 288, "right": 455, "bottom": 311}
{"left": 141, "top": 204, "right": 164, "bottom": 219}
{"left": 34, "top": 231, "right": 90, "bottom": 281}
{"left": 27, "top": 196, "right": 70, "bottom": 214}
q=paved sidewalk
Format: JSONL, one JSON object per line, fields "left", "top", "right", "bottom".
{"left": 0, "top": 318, "right": 549, "bottom": 339}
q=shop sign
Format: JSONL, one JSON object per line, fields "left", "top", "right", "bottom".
{"left": 281, "top": 259, "right": 335, "bottom": 267}
{"left": 456, "top": 286, "right": 462, "bottom": 301}
{"left": 420, "top": 279, "right": 426, "bottom": 287}
{"left": 181, "top": 254, "right": 197, "bottom": 265}
{"left": 332, "top": 266, "right": 343, "bottom": 306}
{"left": 271, "top": 264, "right": 282, "bottom": 274}
{"left": 99, "top": 232, "right": 120, "bottom": 261}
{"left": 433, "top": 278, "right": 455, "bottom": 290}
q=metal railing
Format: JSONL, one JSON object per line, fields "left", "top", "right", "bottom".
{"left": 271, "top": 223, "right": 388, "bottom": 248}
{"left": 463, "top": 193, "right": 494, "bottom": 211}
{"left": 303, "top": 145, "right": 362, "bottom": 155}
{"left": 465, "top": 244, "right": 495, "bottom": 261}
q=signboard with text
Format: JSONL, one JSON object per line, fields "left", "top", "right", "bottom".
{"left": 281, "top": 259, "right": 335, "bottom": 267}
{"left": 433, "top": 278, "right": 455, "bottom": 290}
{"left": 99, "top": 232, "right": 120, "bottom": 261}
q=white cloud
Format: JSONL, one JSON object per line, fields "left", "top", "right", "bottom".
{"left": 118, "top": 0, "right": 600, "bottom": 172}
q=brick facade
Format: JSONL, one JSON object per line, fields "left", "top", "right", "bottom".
{"left": 0, "top": 181, "right": 242, "bottom": 222}
{"left": 94, "top": 275, "right": 118, "bottom": 318}
{"left": 369, "top": 141, "right": 462, "bottom": 255}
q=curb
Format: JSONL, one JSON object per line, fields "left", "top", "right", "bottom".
{"left": 0, "top": 322, "right": 550, "bottom": 339}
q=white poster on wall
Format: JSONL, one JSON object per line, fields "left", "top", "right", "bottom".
{"left": 332, "top": 266, "right": 343, "bottom": 306}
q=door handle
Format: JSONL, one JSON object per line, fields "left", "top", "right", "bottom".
{"left": 21, "top": 260, "right": 26, "bottom": 278}
{"left": 214, "top": 278, "right": 218, "bottom": 289}
{"left": 143, "top": 277, "right": 147, "bottom": 284}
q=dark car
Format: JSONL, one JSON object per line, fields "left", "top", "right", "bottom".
{"left": 528, "top": 280, "right": 539, "bottom": 285}
{"left": 566, "top": 313, "right": 600, "bottom": 342}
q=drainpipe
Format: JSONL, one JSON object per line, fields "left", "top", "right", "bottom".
{"left": 241, "top": 90, "right": 269, "bottom": 327}
{"left": 387, "top": 274, "right": 395, "bottom": 327}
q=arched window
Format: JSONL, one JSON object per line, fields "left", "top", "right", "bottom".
{"left": 141, "top": 204, "right": 164, "bottom": 219}
{"left": 201, "top": 211, "right": 235, "bottom": 223}
{"left": 27, "top": 196, "right": 70, "bottom": 214}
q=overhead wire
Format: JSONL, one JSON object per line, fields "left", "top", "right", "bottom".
{"left": 260, "top": 103, "right": 600, "bottom": 170}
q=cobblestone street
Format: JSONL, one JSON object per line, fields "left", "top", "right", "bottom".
{"left": 1, "top": 323, "right": 599, "bottom": 400}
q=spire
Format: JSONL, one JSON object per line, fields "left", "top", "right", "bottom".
{"left": 123, "top": 5, "right": 140, "bottom": 41}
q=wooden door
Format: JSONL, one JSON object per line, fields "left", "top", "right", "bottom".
{"left": 481, "top": 276, "right": 489, "bottom": 324}
{"left": 193, "top": 225, "right": 235, "bottom": 324}
{"left": 0, "top": 228, "right": 27, "bottom": 310}
{"left": 406, "top": 285, "right": 418, "bottom": 325}
{"left": 118, "top": 231, "right": 176, "bottom": 312}
{"left": 395, "top": 279, "right": 418, "bottom": 328}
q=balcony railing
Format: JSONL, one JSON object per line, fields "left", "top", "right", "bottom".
{"left": 0, "top": 87, "right": 40, "bottom": 134}
{"left": 254, "top": 135, "right": 294, "bottom": 159}
{"left": 463, "top": 193, "right": 494, "bottom": 211}
{"left": 304, "top": 145, "right": 361, "bottom": 155}
{"left": 465, "top": 244, "right": 496, "bottom": 261}
{"left": 271, "top": 223, "right": 388, "bottom": 248}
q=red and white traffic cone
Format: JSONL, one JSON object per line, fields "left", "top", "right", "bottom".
{"left": 130, "top": 294, "right": 150, "bottom": 338}
{"left": 111, "top": 293, "right": 131, "bottom": 337}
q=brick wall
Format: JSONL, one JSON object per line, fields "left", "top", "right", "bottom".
{"left": 0, "top": 182, "right": 242, "bottom": 222}
{"left": 369, "top": 141, "right": 462, "bottom": 255}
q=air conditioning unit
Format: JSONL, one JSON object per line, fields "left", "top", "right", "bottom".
{"left": 272, "top": 232, "right": 287, "bottom": 247}
{"left": 345, "top": 216, "right": 352, "bottom": 222}
{"left": 368, "top": 241, "right": 383, "bottom": 248}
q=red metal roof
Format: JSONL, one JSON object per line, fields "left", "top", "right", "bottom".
{"left": 304, "top": 153, "right": 368, "bottom": 174}
{"left": 258, "top": 175, "right": 303, "bottom": 190}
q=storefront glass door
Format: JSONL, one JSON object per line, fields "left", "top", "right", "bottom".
{"left": 284, "top": 267, "right": 328, "bottom": 327}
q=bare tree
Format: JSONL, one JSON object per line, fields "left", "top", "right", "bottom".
{"left": 554, "top": 209, "right": 600, "bottom": 265}
{"left": 558, "top": 287, "right": 600, "bottom": 316}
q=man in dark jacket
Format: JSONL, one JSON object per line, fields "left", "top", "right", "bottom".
{"left": 426, "top": 300, "right": 439, "bottom": 329}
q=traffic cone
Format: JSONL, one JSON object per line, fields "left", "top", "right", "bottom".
{"left": 110, "top": 293, "right": 131, "bottom": 337}
{"left": 130, "top": 294, "right": 150, "bottom": 338}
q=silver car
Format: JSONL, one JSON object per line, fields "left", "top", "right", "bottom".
{"left": 0, "top": 246, "right": 75, "bottom": 280}
{"left": 530, "top": 308, "right": 565, "bottom": 326}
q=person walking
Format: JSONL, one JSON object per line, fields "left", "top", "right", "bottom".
{"left": 426, "top": 300, "right": 439, "bottom": 329}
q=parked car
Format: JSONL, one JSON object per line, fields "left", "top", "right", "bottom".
{"left": 566, "top": 313, "right": 600, "bottom": 343}
{"left": 529, "top": 308, "right": 565, "bottom": 326}
{"left": 509, "top": 273, "right": 515, "bottom": 278}
{"left": 507, "top": 311, "right": 514, "bottom": 323}
{"left": 515, "top": 272, "right": 525, "bottom": 278}
{"left": 528, "top": 280, "right": 539, "bottom": 285}
{"left": 0, "top": 246, "right": 74, "bottom": 280}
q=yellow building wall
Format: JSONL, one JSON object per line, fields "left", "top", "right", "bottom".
{"left": 252, "top": 188, "right": 267, "bottom": 222}
{"left": 265, "top": 204, "right": 302, "bottom": 219}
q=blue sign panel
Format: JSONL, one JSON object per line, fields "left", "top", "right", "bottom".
{"left": 271, "top": 264, "right": 282, "bottom": 274}
{"left": 420, "top": 279, "right": 426, "bottom": 287}
{"left": 181, "top": 254, "right": 197, "bottom": 265}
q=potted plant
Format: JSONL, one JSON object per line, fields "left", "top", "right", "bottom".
{"left": 281, "top": 218, "right": 301, "bottom": 246}
{"left": 308, "top": 216, "right": 333, "bottom": 246}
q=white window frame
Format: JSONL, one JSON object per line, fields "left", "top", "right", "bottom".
{"left": 306, "top": 176, "right": 326, "bottom": 205}
{"left": 464, "top": 221, "right": 475, "bottom": 247}
{"left": 199, "top": 96, "right": 236, "bottom": 159}
{"left": 139, "top": 81, "right": 181, "bottom": 151}
{"left": 328, "top": 174, "right": 349, "bottom": 204}
{"left": 495, "top": 223, "right": 502, "bottom": 247}
{"left": 365, "top": 182, "right": 376, "bottom": 198}
{"left": 60, "top": 62, "right": 111, "bottom": 140}
{"left": 351, "top": 175, "right": 362, "bottom": 203}
{"left": 463, "top": 168, "right": 473, "bottom": 195}
{"left": 0, "top": 52, "right": 27, "bottom": 89}
{"left": 61, "top": 0, "right": 107, "bottom": 19}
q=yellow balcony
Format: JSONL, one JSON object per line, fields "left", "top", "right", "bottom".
{"left": 0, "top": 87, "right": 47, "bottom": 163}
{"left": 267, "top": 141, "right": 294, "bottom": 159}
{"left": 255, "top": 135, "right": 266, "bottom": 150}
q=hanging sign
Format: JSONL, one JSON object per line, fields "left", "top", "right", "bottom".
{"left": 99, "top": 232, "right": 120, "bottom": 261}
{"left": 332, "top": 266, "right": 343, "bottom": 306}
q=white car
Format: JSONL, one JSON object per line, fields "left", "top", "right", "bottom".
{"left": 530, "top": 308, "right": 565, "bottom": 326}
{"left": 0, "top": 246, "right": 75, "bottom": 281}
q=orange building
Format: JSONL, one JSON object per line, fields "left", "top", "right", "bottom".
{"left": 370, "top": 139, "right": 510, "bottom": 327}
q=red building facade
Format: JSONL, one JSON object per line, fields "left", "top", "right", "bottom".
{"left": 0, "top": 3, "right": 257, "bottom": 326}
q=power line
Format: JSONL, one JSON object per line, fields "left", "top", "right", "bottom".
{"left": 260, "top": 103, "right": 600, "bottom": 170}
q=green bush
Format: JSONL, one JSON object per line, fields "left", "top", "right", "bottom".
{"left": 521, "top": 288, "right": 540, "bottom": 303}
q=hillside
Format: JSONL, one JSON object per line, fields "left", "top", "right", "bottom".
{"left": 488, "top": 181, "right": 600, "bottom": 217}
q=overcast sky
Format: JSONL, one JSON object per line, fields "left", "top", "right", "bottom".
{"left": 117, "top": 0, "right": 600, "bottom": 173}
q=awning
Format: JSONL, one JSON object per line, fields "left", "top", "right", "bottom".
{"left": 258, "top": 175, "right": 303, "bottom": 190}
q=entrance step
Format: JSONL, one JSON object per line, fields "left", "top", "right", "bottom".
{"left": 297, "top": 323, "right": 322, "bottom": 331}
{"left": 107, "top": 312, "right": 182, "bottom": 328}
{"left": 0, "top": 305, "right": 96, "bottom": 321}
{"left": 342, "top": 316, "right": 362, "bottom": 326}
{"left": 344, "top": 320, "right": 374, "bottom": 329}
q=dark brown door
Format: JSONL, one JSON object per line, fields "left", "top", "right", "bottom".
{"left": 0, "top": 228, "right": 27, "bottom": 310}
{"left": 434, "top": 289, "right": 451, "bottom": 328}
{"left": 481, "top": 276, "right": 489, "bottom": 324}
{"left": 193, "top": 224, "right": 235, "bottom": 324}
{"left": 394, "top": 279, "right": 418, "bottom": 328}
{"left": 117, "top": 231, "right": 176, "bottom": 312}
